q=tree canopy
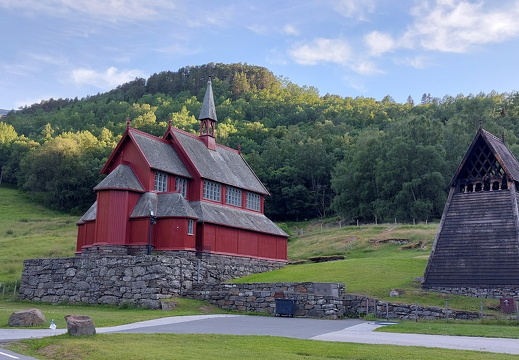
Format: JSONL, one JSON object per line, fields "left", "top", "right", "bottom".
{"left": 2, "top": 63, "right": 519, "bottom": 222}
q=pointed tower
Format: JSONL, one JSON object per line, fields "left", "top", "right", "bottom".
{"left": 198, "top": 77, "right": 217, "bottom": 150}
{"left": 422, "top": 127, "right": 519, "bottom": 297}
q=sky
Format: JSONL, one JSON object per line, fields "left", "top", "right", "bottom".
{"left": 2, "top": 0, "right": 519, "bottom": 110}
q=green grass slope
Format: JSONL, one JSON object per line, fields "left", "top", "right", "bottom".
{"left": 237, "top": 222, "right": 500, "bottom": 311}
{"left": 0, "top": 185, "right": 500, "bottom": 311}
{"left": 0, "top": 185, "right": 77, "bottom": 285}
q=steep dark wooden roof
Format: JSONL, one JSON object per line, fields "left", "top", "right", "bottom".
{"left": 423, "top": 191, "right": 519, "bottom": 287}
{"left": 451, "top": 128, "right": 519, "bottom": 185}
{"left": 423, "top": 128, "right": 519, "bottom": 289}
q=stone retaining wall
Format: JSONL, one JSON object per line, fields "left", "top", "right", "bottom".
{"left": 423, "top": 286, "right": 519, "bottom": 299}
{"left": 19, "top": 253, "right": 285, "bottom": 309}
{"left": 344, "top": 295, "right": 480, "bottom": 320}
{"left": 185, "top": 282, "right": 481, "bottom": 320}
{"left": 185, "top": 282, "right": 346, "bottom": 319}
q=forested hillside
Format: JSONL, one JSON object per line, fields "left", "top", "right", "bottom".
{"left": 1, "top": 63, "right": 519, "bottom": 222}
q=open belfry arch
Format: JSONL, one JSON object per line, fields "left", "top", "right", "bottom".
{"left": 422, "top": 126, "right": 519, "bottom": 297}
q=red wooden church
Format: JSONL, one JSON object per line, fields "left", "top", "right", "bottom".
{"left": 76, "top": 79, "right": 288, "bottom": 262}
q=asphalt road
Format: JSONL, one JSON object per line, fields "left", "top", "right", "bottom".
{"left": 1, "top": 314, "right": 519, "bottom": 359}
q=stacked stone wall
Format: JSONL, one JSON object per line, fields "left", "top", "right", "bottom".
{"left": 423, "top": 286, "right": 519, "bottom": 299}
{"left": 185, "top": 282, "right": 346, "bottom": 319}
{"left": 185, "top": 282, "right": 481, "bottom": 320}
{"left": 19, "top": 253, "right": 285, "bottom": 309}
{"left": 344, "top": 294, "right": 480, "bottom": 320}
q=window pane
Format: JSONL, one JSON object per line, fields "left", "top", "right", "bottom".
{"left": 203, "top": 180, "right": 221, "bottom": 202}
{"left": 226, "top": 186, "right": 242, "bottom": 207}
{"left": 154, "top": 171, "right": 168, "bottom": 192}
{"left": 187, "top": 219, "right": 194, "bottom": 235}
{"left": 246, "top": 192, "right": 260, "bottom": 211}
{"left": 175, "top": 177, "right": 188, "bottom": 198}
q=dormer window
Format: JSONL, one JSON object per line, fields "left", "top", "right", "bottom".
{"left": 226, "top": 186, "right": 242, "bottom": 207}
{"left": 154, "top": 171, "right": 168, "bottom": 192}
{"left": 246, "top": 191, "right": 260, "bottom": 211}
{"left": 175, "top": 177, "right": 188, "bottom": 198}
{"left": 203, "top": 180, "right": 221, "bottom": 202}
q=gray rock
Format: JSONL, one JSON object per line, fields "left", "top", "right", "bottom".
{"left": 65, "top": 315, "right": 96, "bottom": 336}
{"left": 8, "top": 308, "right": 45, "bottom": 327}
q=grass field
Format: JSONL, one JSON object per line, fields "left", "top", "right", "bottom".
{"left": 6, "top": 333, "right": 519, "bottom": 360}
{"left": 0, "top": 185, "right": 77, "bottom": 288}
{"left": 2, "top": 184, "right": 519, "bottom": 359}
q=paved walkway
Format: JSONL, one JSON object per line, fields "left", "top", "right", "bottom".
{"left": 1, "top": 314, "right": 518, "bottom": 358}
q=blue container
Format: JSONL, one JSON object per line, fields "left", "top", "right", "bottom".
{"left": 275, "top": 298, "right": 296, "bottom": 317}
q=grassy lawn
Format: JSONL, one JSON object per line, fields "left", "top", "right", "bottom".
{"left": 5, "top": 333, "right": 519, "bottom": 360}
{"left": 2, "top": 185, "right": 518, "bottom": 359}
{"left": 0, "top": 298, "right": 224, "bottom": 329}
{"left": 0, "top": 185, "right": 77, "bottom": 286}
{"left": 377, "top": 320, "right": 519, "bottom": 339}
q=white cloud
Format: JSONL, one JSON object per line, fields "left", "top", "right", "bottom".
{"left": 333, "top": 0, "right": 375, "bottom": 20}
{"left": 404, "top": 0, "right": 519, "bottom": 53}
{"left": 351, "top": 60, "right": 384, "bottom": 75}
{"left": 289, "top": 38, "right": 351, "bottom": 65}
{"left": 283, "top": 24, "right": 299, "bottom": 36}
{"left": 71, "top": 67, "right": 146, "bottom": 89}
{"left": 396, "top": 56, "right": 432, "bottom": 69}
{"left": 365, "top": 31, "right": 395, "bottom": 56}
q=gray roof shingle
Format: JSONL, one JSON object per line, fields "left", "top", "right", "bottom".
{"left": 173, "top": 130, "right": 269, "bottom": 194}
{"left": 483, "top": 129, "right": 519, "bottom": 181}
{"left": 94, "top": 164, "right": 144, "bottom": 191}
{"left": 190, "top": 201, "right": 288, "bottom": 236}
{"left": 77, "top": 201, "right": 97, "bottom": 223}
{"left": 131, "top": 130, "right": 191, "bottom": 178}
{"left": 198, "top": 78, "right": 217, "bottom": 121}
{"left": 130, "top": 192, "right": 198, "bottom": 218}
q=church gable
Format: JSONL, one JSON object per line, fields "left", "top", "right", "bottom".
{"left": 423, "top": 127, "right": 519, "bottom": 294}
{"left": 454, "top": 134, "right": 508, "bottom": 193}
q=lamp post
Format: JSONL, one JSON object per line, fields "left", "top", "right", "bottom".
{"left": 147, "top": 210, "right": 156, "bottom": 255}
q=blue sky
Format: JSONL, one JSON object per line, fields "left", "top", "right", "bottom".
{"left": 2, "top": 0, "right": 519, "bottom": 110}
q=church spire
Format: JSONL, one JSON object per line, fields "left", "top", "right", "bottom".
{"left": 199, "top": 77, "right": 218, "bottom": 122}
{"left": 198, "top": 77, "right": 217, "bottom": 150}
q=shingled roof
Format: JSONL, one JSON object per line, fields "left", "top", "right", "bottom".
{"left": 172, "top": 129, "right": 269, "bottom": 194}
{"left": 94, "top": 164, "right": 144, "bottom": 192}
{"left": 130, "top": 130, "right": 192, "bottom": 178}
{"left": 190, "top": 201, "right": 288, "bottom": 236}
{"left": 198, "top": 77, "right": 217, "bottom": 122}
{"left": 423, "top": 127, "right": 519, "bottom": 290}
{"left": 130, "top": 192, "right": 198, "bottom": 218}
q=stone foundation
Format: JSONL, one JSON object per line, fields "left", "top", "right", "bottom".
{"left": 423, "top": 286, "right": 519, "bottom": 299}
{"left": 19, "top": 252, "right": 285, "bottom": 309}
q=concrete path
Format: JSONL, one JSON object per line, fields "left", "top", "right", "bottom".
{"left": 1, "top": 314, "right": 518, "bottom": 358}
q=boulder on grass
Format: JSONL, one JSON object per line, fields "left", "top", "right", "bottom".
{"left": 8, "top": 309, "right": 45, "bottom": 327}
{"left": 65, "top": 315, "right": 96, "bottom": 336}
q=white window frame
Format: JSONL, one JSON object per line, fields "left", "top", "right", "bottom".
{"left": 246, "top": 191, "right": 261, "bottom": 211}
{"left": 187, "top": 219, "right": 194, "bottom": 235}
{"left": 203, "top": 180, "right": 221, "bottom": 202}
{"left": 226, "top": 186, "right": 242, "bottom": 207}
{"left": 154, "top": 171, "right": 168, "bottom": 192}
{"left": 175, "top": 177, "right": 188, "bottom": 198}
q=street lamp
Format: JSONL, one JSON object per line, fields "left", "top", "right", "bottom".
{"left": 147, "top": 210, "right": 156, "bottom": 255}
